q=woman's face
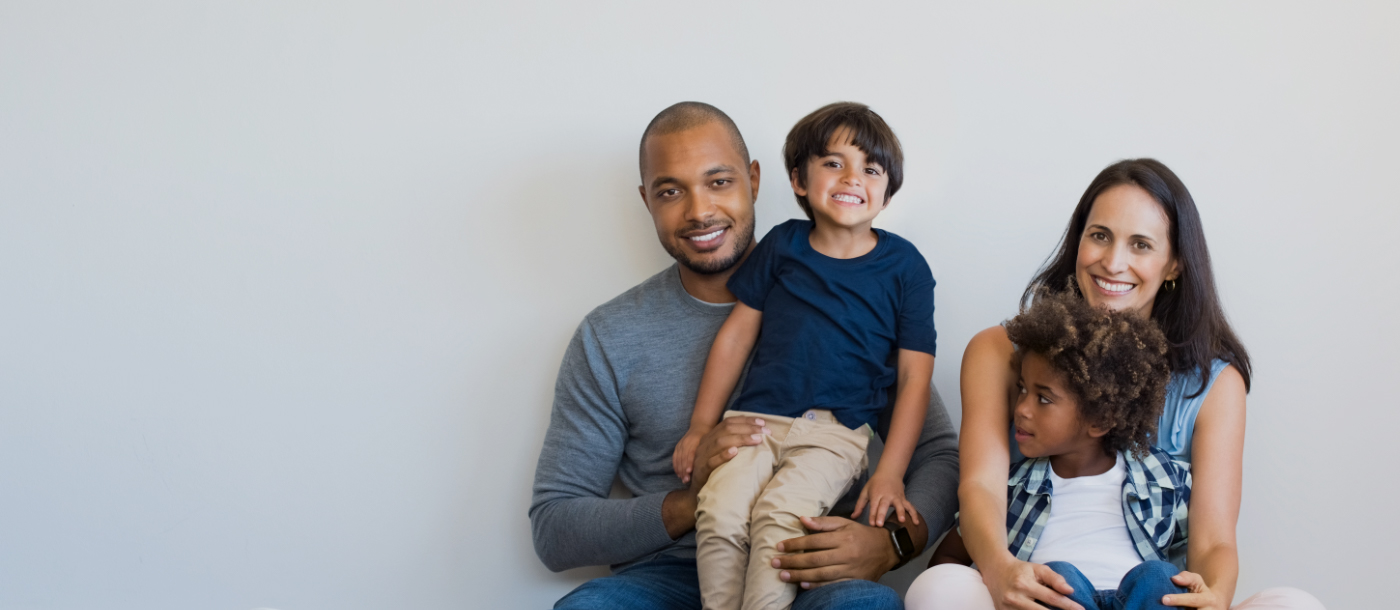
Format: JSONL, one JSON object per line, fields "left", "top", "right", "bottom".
{"left": 1075, "top": 184, "right": 1180, "bottom": 318}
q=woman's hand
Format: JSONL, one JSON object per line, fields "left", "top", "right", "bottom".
{"left": 852, "top": 473, "right": 920, "bottom": 527}
{"left": 1163, "top": 570, "right": 1228, "bottom": 610}
{"left": 981, "top": 556, "right": 1083, "bottom": 610}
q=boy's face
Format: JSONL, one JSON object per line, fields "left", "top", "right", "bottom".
{"left": 790, "top": 128, "right": 889, "bottom": 230}
{"left": 1012, "top": 352, "right": 1106, "bottom": 458}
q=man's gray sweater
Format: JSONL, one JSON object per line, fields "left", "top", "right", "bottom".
{"left": 529, "top": 264, "right": 959, "bottom": 572}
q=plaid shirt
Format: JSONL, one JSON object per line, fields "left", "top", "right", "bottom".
{"left": 1005, "top": 446, "right": 1192, "bottom": 567}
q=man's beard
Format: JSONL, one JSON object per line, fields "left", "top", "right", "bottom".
{"left": 663, "top": 220, "right": 755, "bottom": 275}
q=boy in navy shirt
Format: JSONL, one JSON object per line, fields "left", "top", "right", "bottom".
{"left": 671, "top": 102, "right": 936, "bottom": 610}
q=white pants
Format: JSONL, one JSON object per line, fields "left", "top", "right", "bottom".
{"left": 904, "top": 564, "right": 1326, "bottom": 610}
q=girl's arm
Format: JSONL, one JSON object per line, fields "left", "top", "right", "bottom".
{"left": 1163, "top": 365, "right": 1246, "bottom": 610}
{"left": 672, "top": 302, "right": 763, "bottom": 481}
{"left": 853, "top": 348, "right": 932, "bottom": 527}
{"left": 959, "top": 326, "right": 1082, "bottom": 610}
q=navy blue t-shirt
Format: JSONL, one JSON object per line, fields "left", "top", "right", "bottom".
{"left": 727, "top": 219, "right": 937, "bottom": 430}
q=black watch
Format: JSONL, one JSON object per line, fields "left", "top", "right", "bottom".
{"left": 882, "top": 518, "right": 916, "bottom": 570}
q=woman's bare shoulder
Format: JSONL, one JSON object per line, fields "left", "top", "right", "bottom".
{"left": 964, "top": 325, "right": 1014, "bottom": 361}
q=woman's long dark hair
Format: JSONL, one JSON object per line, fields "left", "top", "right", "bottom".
{"left": 1022, "top": 159, "right": 1252, "bottom": 396}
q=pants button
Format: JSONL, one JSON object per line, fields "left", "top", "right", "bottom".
{"left": 805, "top": 411, "right": 816, "bottom": 420}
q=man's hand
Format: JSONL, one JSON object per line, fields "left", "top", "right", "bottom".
{"left": 769, "top": 515, "right": 900, "bottom": 589}
{"left": 981, "top": 556, "right": 1084, "bottom": 610}
{"left": 661, "top": 416, "right": 769, "bottom": 538}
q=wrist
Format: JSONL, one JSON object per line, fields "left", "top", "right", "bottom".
{"left": 661, "top": 488, "right": 698, "bottom": 540}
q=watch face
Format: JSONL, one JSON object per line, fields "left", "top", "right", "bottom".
{"left": 892, "top": 526, "right": 915, "bottom": 557}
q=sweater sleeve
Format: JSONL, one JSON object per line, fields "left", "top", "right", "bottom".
{"left": 528, "top": 319, "right": 678, "bottom": 571}
{"left": 902, "top": 383, "right": 961, "bottom": 543}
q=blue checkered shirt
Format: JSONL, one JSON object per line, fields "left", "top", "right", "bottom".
{"left": 1005, "top": 447, "right": 1192, "bottom": 567}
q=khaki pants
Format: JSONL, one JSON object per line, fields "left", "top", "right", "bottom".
{"left": 695, "top": 409, "right": 870, "bottom": 610}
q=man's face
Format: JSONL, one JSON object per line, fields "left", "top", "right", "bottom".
{"left": 638, "top": 122, "right": 759, "bottom": 274}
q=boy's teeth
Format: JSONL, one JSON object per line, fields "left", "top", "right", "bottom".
{"left": 834, "top": 194, "right": 863, "bottom": 204}
{"left": 689, "top": 228, "right": 724, "bottom": 242}
{"left": 1094, "top": 278, "right": 1133, "bottom": 292}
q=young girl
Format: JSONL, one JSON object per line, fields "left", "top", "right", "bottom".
{"left": 672, "top": 102, "right": 936, "bottom": 610}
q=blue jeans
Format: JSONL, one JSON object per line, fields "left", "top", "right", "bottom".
{"left": 554, "top": 556, "right": 901, "bottom": 610}
{"left": 1043, "top": 560, "right": 1188, "bottom": 610}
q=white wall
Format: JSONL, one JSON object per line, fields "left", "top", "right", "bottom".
{"left": 1, "top": 2, "right": 1394, "bottom": 608}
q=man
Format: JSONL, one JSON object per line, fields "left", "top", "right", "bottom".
{"left": 530, "top": 101, "right": 959, "bottom": 609}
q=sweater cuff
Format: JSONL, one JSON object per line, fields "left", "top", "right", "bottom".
{"left": 633, "top": 490, "right": 678, "bottom": 549}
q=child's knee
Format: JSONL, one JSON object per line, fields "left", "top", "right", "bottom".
{"left": 1124, "top": 560, "right": 1180, "bottom": 584}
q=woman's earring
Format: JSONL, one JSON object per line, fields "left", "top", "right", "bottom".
{"left": 1165, "top": 279, "right": 1177, "bottom": 292}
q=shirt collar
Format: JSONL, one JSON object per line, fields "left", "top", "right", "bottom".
{"left": 1010, "top": 448, "right": 1177, "bottom": 499}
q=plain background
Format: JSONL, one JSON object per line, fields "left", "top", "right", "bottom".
{"left": 1, "top": 1, "right": 1395, "bottom": 608}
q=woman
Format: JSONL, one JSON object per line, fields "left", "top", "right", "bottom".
{"left": 905, "top": 160, "right": 1323, "bottom": 610}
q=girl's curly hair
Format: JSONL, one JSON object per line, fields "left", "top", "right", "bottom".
{"left": 1005, "top": 289, "right": 1173, "bottom": 457}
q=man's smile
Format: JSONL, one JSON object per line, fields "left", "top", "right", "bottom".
{"left": 684, "top": 226, "right": 728, "bottom": 251}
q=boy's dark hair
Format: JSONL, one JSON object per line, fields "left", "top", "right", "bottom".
{"left": 1005, "top": 290, "right": 1172, "bottom": 457}
{"left": 782, "top": 102, "right": 903, "bottom": 220}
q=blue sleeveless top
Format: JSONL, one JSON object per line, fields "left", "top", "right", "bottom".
{"left": 1154, "top": 359, "right": 1229, "bottom": 462}
{"left": 1008, "top": 359, "right": 1229, "bottom": 464}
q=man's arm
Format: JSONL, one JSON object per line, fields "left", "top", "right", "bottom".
{"left": 529, "top": 321, "right": 676, "bottom": 571}
{"left": 772, "top": 383, "right": 961, "bottom": 586}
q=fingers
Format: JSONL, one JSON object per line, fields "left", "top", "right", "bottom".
{"left": 1162, "top": 592, "right": 1213, "bottom": 608}
{"left": 1032, "top": 564, "right": 1076, "bottom": 597}
{"left": 777, "top": 564, "right": 845, "bottom": 587}
{"left": 798, "top": 515, "right": 849, "bottom": 533}
{"left": 771, "top": 548, "right": 838, "bottom": 570}
{"left": 1170, "top": 571, "right": 1205, "bottom": 589}
{"left": 851, "top": 488, "right": 869, "bottom": 520}
{"left": 1029, "top": 584, "right": 1083, "bottom": 610}
{"left": 872, "top": 496, "right": 891, "bottom": 526}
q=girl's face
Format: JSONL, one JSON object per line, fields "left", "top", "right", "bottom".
{"left": 1075, "top": 184, "right": 1180, "bottom": 318}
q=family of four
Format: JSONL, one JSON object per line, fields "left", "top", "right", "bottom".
{"left": 529, "top": 101, "right": 1324, "bottom": 610}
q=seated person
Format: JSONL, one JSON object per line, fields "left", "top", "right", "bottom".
{"left": 928, "top": 290, "right": 1190, "bottom": 610}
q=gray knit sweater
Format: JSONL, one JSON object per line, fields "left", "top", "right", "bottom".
{"left": 529, "top": 264, "right": 959, "bottom": 572}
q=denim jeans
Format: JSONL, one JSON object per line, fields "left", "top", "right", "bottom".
{"left": 1043, "top": 560, "right": 1188, "bottom": 610}
{"left": 554, "top": 556, "right": 902, "bottom": 610}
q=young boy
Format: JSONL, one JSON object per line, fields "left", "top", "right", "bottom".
{"left": 671, "top": 102, "right": 936, "bottom": 610}
{"left": 931, "top": 291, "right": 1190, "bottom": 610}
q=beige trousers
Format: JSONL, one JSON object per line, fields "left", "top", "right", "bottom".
{"left": 695, "top": 409, "right": 870, "bottom": 610}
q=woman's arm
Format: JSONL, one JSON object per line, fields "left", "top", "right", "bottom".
{"left": 1164, "top": 365, "right": 1246, "bottom": 610}
{"left": 958, "top": 326, "right": 1082, "bottom": 610}
{"left": 853, "top": 349, "right": 933, "bottom": 526}
{"left": 672, "top": 302, "right": 763, "bottom": 481}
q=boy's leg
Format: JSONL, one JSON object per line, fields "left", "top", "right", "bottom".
{"left": 742, "top": 412, "right": 869, "bottom": 610}
{"left": 1115, "top": 560, "right": 1188, "bottom": 610}
{"left": 696, "top": 412, "right": 788, "bottom": 610}
{"left": 553, "top": 556, "right": 701, "bottom": 610}
{"left": 1042, "top": 561, "right": 1102, "bottom": 610}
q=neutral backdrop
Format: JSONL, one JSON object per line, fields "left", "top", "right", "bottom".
{"left": 2, "top": 2, "right": 1395, "bottom": 609}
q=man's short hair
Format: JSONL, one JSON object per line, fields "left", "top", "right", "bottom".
{"left": 638, "top": 102, "right": 750, "bottom": 181}
{"left": 783, "top": 102, "right": 904, "bottom": 220}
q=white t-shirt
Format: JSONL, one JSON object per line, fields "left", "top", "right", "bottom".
{"left": 1028, "top": 454, "right": 1143, "bottom": 590}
